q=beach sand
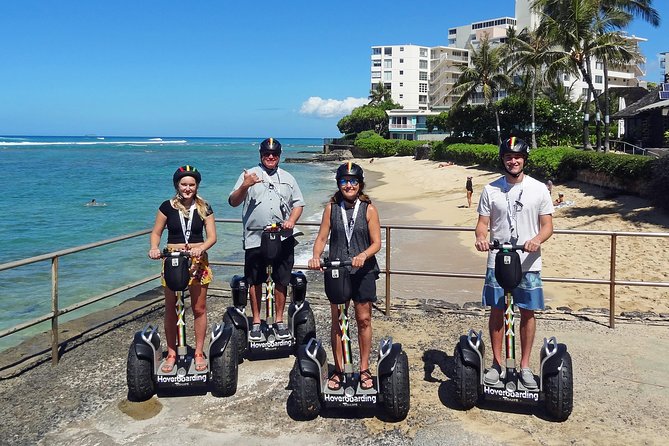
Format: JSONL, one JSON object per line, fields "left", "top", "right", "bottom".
{"left": 361, "top": 156, "right": 669, "bottom": 315}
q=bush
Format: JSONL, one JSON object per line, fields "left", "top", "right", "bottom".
{"left": 354, "top": 132, "right": 426, "bottom": 157}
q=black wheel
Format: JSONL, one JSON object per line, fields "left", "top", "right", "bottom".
{"left": 544, "top": 351, "right": 573, "bottom": 421}
{"left": 453, "top": 345, "right": 480, "bottom": 409}
{"left": 293, "top": 307, "right": 316, "bottom": 346}
{"left": 380, "top": 350, "right": 411, "bottom": 421}
{"left": 126, "top": 343, "right": 155, "bottom": 401}
{"left": 223, "top": 312, "right": 247, "bottom": 363}
{"left": 289, "top": 360, "right": 321, "bottom": 419}
{"left": 210, "top": 329, "right": 239, "bottom": 397}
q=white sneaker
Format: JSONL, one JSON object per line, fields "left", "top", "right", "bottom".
{"left": 520, "top": 368, "right": 538, "bottom": 389}
{"left": 484, "top": 363, "right": 505, "bottom": 385}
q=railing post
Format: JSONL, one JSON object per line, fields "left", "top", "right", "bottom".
{"left": 385, "top": 226, "right": 391, "bottom": 315}
{"left": 609, "top": 234, "right": 617, "bottom": 329}
{"left": 51, "top": 256, "right": 59, "bottom": 365}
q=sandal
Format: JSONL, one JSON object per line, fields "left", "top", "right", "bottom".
{"left": 327, "top": 370, "right": 343, "bottom": 391}
{"left": 360, "top": 369, "right": 374, "bottom": 390}
{"left": 161, "top": 354, "right": 177, "bottom": 373}
{"left": 194, "top": 352, "right": 208, "bottom": 372}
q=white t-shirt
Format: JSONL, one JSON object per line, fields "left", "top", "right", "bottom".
{"left": 477, "top": 174, "right": 554, "bottom": 271}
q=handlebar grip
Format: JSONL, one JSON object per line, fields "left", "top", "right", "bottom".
{"left": 491, "top": 241, "right": 525, "bottom": 252}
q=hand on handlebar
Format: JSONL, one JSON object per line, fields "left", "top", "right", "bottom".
{"left": 307, "top": 257, "right": 322, "bottom": 270}
{"left": 282, "top": 220, "right": 295, "bottom": 230}
{"left": 475, "top": 238, "right": 490, "bottom": 252}
{"left": 148, "top": 248, "right": 162, "bottom": 259}
{"left": 523, "top": 237, "right": 541, "bottom": 253}
{"left": 352, "top": 251, "right": 368, "bottom": 268}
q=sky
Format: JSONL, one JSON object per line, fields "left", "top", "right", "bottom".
{"left": 0, "top": 0, "right": 667, "bottom": 138}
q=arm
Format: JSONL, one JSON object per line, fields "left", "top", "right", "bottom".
{"left": 148, "top": 210, "right": 168, "bottom": 259}
{"left": 353, "top": 204, "right": 382, "bottom": 268}
{"left": 282, "top": 205, "right": 303, "bottom": 230}
{"left": 308, "top": 205, "right": 332, "bottom": 270}
{"left": 228, "top": 170, "right": 261, "bottom": 207}
{"left": 474, "top": 214, "right": 491, "bottom": 252}
{"left": 524, "top": 214, "right": 553, "bottom": 252}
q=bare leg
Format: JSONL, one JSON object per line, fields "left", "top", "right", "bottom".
{"left": 189, "top": 282, "right": 208, "bottom": 356}
{"left": 330, "top": 304, "right": 344, "bottom": 373}
{"left": 354, "top": 301, "right": 373, "bottom": 372}
{"left": 519, "top": 309, "right": 536, "bottom": 369}
{"left": 249, "top": 284, "right": 262, "bottom": 324}
{"left": 274, "top": 284, "right": 287, "bottom": 323}
{"left": 467, "top": 190, "right": 473, "bottom": 207}
{"left": 488, "top": 307, "right": 504, "bottom": 367}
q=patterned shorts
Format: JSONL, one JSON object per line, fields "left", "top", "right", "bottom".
{"left": 482, "top": 268, "right": 544, "bottom": 310}
{"left": 161, "top": 252, "right": 213, "bottom": 288}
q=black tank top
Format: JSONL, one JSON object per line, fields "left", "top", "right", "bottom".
{"left": 328, "top": 201, "right": 380, "bottom": 276}
{"left": 159, "top": 200, "right": 213, "bottom": 244}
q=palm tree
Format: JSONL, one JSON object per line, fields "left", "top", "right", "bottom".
{"left": 597, "top": 0, "right": 660, "bottom": 150}
{"left": 505, "top": 26, "right": 559, "bottom": 149}
{"left": 449, "top": 35, "right": 512, "bottom": 144}
{"left": 368, "top": 82, "right": 391, "bottom": 105}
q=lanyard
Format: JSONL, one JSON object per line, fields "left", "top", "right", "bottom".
{"left": 340, "top": 199, "right": 361, "bottom": 246}
{"left": 179, "top": 202, "right": 197, "bottom": 244}
{"left": 504, "top": 178, "right": 524, "bottom": 242}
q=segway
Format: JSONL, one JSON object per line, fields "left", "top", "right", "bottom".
{"left": 290, "top": 259, "right": 410, "bottom": 421}
{"left": 453, "top": 242, "right": 573, "bottom": 421}
{"left": 223, "top": 223, "right": 316, "bottom": 360}
{"left": 126, "top": 250, "right": 239, "bottom": 401}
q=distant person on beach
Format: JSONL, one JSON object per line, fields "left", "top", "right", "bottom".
{"left": 308, "top": 162, "right": 381, "bottom": 391}
{"left": 466, "top": 176, "right": 473, "bottom": 208}
{"left": 228, "top": 138, "right": 305, "bottom": 341}
{"left": 554, "top": 192, "right": 564, "bottom": 205}
{"left": 474, "top": 137, "right": 554, "bottom": 390}
{"left": 148, "top": 165, "right": 217, "bottom": 373}
{"left": 85, "top": 199, "right": 106, "bottom": 206}
{"left": 439, "top": 161, "right": 455, "bottom": 168}
{"left": 546, "top": 180, "right": 554, "bottom": 196}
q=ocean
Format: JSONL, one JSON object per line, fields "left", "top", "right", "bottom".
{"left": 0, "top": 135, "right": 336, "bottom": 349}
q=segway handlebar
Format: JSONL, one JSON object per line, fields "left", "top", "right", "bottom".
{"left": 160, "top": 249, "right": 193, "bottom": 258}
{"left": 491, "top": 241, "right": 525, "bottom": 252}
{"left": 320, "top": 259, "right": 353, "bottom": 269}
{"left": 247, "top": 222, "right": 283, "bottom": 232}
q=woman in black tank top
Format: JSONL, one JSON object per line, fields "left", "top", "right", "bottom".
{"left": 308, "top": 162, "right": 381, "bottom": 391}
{"left": 148, "top": 165, "right": 217, "bottom": 373}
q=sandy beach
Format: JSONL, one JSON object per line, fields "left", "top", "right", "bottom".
{"left": 361, "top": 156, "right": 669, "bottom": 315}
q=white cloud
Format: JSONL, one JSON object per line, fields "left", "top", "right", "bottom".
{"left": 299, "top": 96, "right": 368, "bottom": 118}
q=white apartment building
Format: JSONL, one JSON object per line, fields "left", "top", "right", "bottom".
{"left": 370, "top": 45, "right": 431, "bottom": 110}
{"left": 660, "top": 52, "right": 668, "bottom": 82}
{"left": 430, "top": 46, "right": 470, "bottom": 110}
{"left": 447, "top": 17, "right": 516, "bottom": 49}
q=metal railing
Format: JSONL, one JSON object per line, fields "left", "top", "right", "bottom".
{"left": 1, "top": 219, "right": 668, "bottom": 368}
{"left": 609, "top": 139, "right": 650, "bottom": 156}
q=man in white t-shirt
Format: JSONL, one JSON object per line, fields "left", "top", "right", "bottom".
{"left": 474, "top": 137, "right": 554, "bottom": 389}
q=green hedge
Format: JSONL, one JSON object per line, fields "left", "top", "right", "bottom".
{"left": 354, "top": 131, "right": 426, "bottom": 156}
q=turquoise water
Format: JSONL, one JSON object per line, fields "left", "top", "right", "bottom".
{"left": 0, "top": 136, "right": 336, "bottom": 347}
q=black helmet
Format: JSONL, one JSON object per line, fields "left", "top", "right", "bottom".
{"left": 336, "top": 162, "right": 364, "bottom": 184}
{"left": 499, "top": 137, "right": 529, "bottom": 177}
{"left": 173, "top": 165, "right": 201, "bottom": 188}
{"left": 499, "top": 137, "right": 530, "bottom": 159}
{"left": 259, "top": 137, "right": 282, "bottom": 155}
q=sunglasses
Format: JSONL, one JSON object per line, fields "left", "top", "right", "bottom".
{"left": 261, "top": 151, "right": 279, "bottom": 158}
{"left": 338, "top": 178, "right": 360, "bottom": 186}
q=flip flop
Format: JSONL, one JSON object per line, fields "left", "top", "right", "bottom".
{"left": 194, "top": 352, "right": 208, "bottom": 372}
{"left": 161, "top": 354, "right": 177, "bottom": 373}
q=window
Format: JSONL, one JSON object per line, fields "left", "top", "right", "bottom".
{"left": 384, "top": 59, "right": 392, "bottom": 68}
{"left": 419, "top": 71, "right": 428, "bottom": 81}
{"left": 399, "top": 58, "right": 404, "bottom": 63}
{"left": 419, "top": 83, "right": 428, "bottom": 93}
{"left": 595, "top": 75, "right": 603, "bottom": 84}
{"left": 384, "top": 83, "right": 391, "bottom": 91}
{"left": 596, "top": 61, "right": 603, "bottom": 70}
{"left": 399, "top": 70, "right": 404, "bottom": 75}
{"left": 563, "top": 73, "right": 570, "bottom": 81}
{"left": 372, "top": 71, "right": 381, "bottom": 79}
{"left": 420, "top": 48, "right": 428, "bottom": 57}
{"left": 372, "top": 48, "right": 381, "bottom": 55}
{"left": 399, "top": 94, "right": 404, "bottom": 98}
{"left": 399, "top": 82, "right": 403, "bottom": 87}
{"left": 373, "top": 60, "right": 381, "bottom": 67}
{"left": 419, "top": 60, "right": 428, "bottom": 69}
{"left": 419, "top": 95, "right": 427, "bottom": 104}
{"left": 384, "top": 71, "right": 392, "bottom": 81}
{"left": 400, "top": 46, "right": 404, "bottom": 51}
{"left": 582, "top": 88, "right": 590, "bottom": 96}
{"left": 384, "top": 47, "right": 392, "bottom": 56}
{"left": 449, "top": 28, "right": 456, "bottom": 35}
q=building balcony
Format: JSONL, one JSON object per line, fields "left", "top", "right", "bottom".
{"left": 389, "top": 123, "right": 417, "bottom": 130}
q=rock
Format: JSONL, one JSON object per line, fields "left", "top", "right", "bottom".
{"left": 414, "top": 144, "right": 431, "bottom": 160}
